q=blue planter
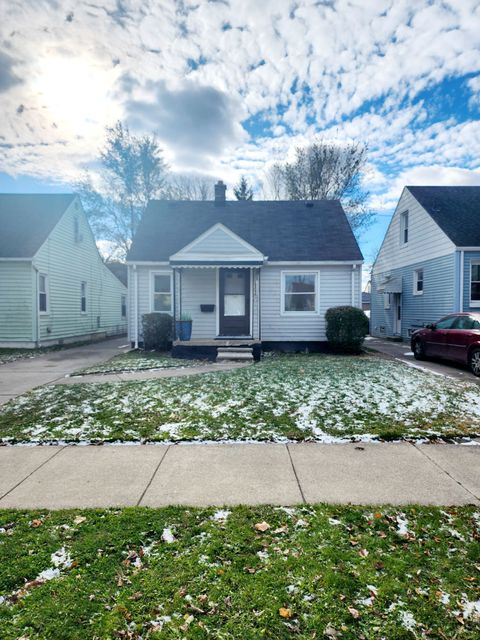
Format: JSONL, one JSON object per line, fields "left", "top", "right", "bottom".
{"left": 176, "top": 320, "right": 192, "bottom": 341}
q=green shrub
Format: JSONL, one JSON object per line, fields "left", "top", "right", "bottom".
{"left": 325, "top": 306, "right": 369, "bottom": 353}
{"left": 142, "top": 313, "right": 173, "bottom": 351}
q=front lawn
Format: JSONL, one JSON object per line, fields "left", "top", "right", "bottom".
{"left": 1, "top": 355, "right": 480, "bottom": 443}
{"left": 0, "top": 505, "right": 478, "bottom": 639}
{"left": 72, "top": 350, "right": 206, "bottom": 376}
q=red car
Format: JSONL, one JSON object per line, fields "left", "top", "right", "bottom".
{"left": 411, "top": 313, "right": 480, "bottom": 375}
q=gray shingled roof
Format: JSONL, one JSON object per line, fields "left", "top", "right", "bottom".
{"left": 407, "top": 186, "right": 480, "bottom": 247}
{"left": 0, "top": 194, "right": 76, "bottom": 258}
{"left": 127, "top": 200, "right": 363, "bottom": 262}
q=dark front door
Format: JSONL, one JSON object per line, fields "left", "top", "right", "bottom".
{"left": 219, "top": 268, "right": 250, "bottom": 336}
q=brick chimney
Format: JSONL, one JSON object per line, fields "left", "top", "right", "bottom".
{"left": 214, "top": 180, "right": 226, "bottom": 204}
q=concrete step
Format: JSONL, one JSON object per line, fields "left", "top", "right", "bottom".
{"left": 216, "top": 347, "right": 254, "bottom": 362}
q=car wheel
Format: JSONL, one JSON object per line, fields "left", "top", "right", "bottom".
{"left": 413, "top": 339, "right": 425, "bottom": 360}
{"left": 469, "top": 348, "right": 480, "bottom": 376}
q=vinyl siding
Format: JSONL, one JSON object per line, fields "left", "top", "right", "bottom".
{"left": 260, "top": 264, "right": 360, "bottom": 341}
{"left": 33, "top": 200, "right": 127, "bottom": 343}
{"left": 371, "top": 253, "right": 456, "bottom": 340}
{"left": 463, "top": 251, "right": 480, "bottom": 312}
{"left": 129, "top": 266, "right": 261, "bottom": 341}
{"left": 0, "top": 261, "right": 34, "bottom": 342}
{"left": 374, "top": 188, "right": 455, "bottom": 275}
{"left": 174, "top": 225, "right": 261, "bottom": 258}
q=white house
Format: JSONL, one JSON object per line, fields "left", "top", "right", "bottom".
{"left": 126, "top": 181, "right": 363, "bottom": 359}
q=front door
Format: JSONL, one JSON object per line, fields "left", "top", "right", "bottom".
{"left": 393, "top": 293, "right": 402, "bottom": 336}
{"left": 219, "top": 268, "right": 250, "bottom": 336}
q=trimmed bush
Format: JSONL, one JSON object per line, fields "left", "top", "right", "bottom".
{"left": 142, "top": 313, "right": 173, "bottom": 351}
{"left": 325, "top": 306, "right": 369, "bottom": 353}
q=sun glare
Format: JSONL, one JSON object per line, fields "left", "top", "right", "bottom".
{"left": 34, "top": 57, "right": 120, "bottom": 133}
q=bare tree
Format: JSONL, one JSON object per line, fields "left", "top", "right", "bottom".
{"left": 74, "top": 122, "right": 168, "bottom": 258}
{"left": 273, "top": 139, "right": 372, "bottom": 234}
{"left": 165, "top": 174, "right": 215, "bottom": 200}
{"left": 261, "top": 162, "right": 285, "bottom": 200}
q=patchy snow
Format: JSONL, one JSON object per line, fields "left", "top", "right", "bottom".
{"left": 37, "top": 567, "right": 61, "bottom": 581}
{"left": 51, "top": 547, "right": 72, "bottom": 569}
{"left": 211, "top": 510, "right": 231, "bottom": 522}
{"left": 396, "top": 515, "right": 411, "bottom": 537}
{"left": 161, "top": 528, "right": 175, "bottom": 544}
{"left": 400, "top": 611, "right": 417, "bottom": 631}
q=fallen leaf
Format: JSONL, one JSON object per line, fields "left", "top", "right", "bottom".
{"left": 255, "top": 521, "right": 270, "bottom": 532}
{"left": 73, "top": 516, "right": 86, "bottom": 525}
{"left": 31, "top": 519, "right": 42, "bottom": 528}
{"left": 273, "top": 525, "right": 289, "bottom": 534}
{"left": 324, "top": 623, "right": 342, "bottom": 638}
{"left": 358, "top": 548, "right": 369, "bottom": 558}
{"left": 348, "top": 607, "right": 360, "bottom": 619}
{"left": 279, "top": 607, "right": 293, "bottom": 619}
{"left": 349, "top": 539, "right": 359, "bottom": 546}
{"left": 374, "top": 512, "right": 382, "bottom": 519}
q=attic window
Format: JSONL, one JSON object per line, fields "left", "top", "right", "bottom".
{"left": 74, "top": 217, "right": 82, "bottom": 243}
{"left": 400, "top": 211, "right": 409, "bottom": 245}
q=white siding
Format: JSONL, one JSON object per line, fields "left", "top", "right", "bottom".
{"left": 180, "top": 269, "right": 217, "bottom": 339}
{"left": 260, "top": 264, "right": 357, "bottom": 341}
{"left": 33, "top": 200, "right": 127, "bottom": 344}
{"left": 374, "top": 188, "right": 455, "bottom": 274}
{"left": 0, "top": 261, "right": 34, "bottom": 342}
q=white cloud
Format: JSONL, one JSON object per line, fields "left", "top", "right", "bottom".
{"left": 0, "top": 0, "right": 479, "bottom": 198}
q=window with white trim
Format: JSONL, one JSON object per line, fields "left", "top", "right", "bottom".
{"left": 383, "top": 293, "right": 391, "bottom": 309}
{"left": 413, "top": 268, "right": 424, "bottom": 295}
{"left": 400, "top": 211, "right": 409, "bottom": 244}
{"left": 282, "top": 272, "right": 318, "bottom": 313}
{"left": 81, "top": 281, "right": 87, "bottom": 313}
{"left": 471, "top": 263, "right": 480, "bottom": 306}
{"left": 38, "top": 273, "right": 48, "bottom": 313}
{"left": 152, "top": 273, "right": 172, "bottom": 313}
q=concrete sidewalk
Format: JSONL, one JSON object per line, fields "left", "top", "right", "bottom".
{"left": 0, "top": 338, "right": 129, "bottom": 404}
{"left": 0, "top": 442, "right": 478, "bottom": 509}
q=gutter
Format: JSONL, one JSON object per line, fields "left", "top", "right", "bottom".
{"left": 459, "top": 250, "right": 464, "bottom": 313}
{"left": 32, "top": 264, "right": 40, "bottom": 347}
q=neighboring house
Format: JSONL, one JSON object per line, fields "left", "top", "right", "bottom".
{"left": 0, "top": 194, "right": 127, "bottom": 347}
{"left": 126, "top": 181, "right": 363, "bottom": 358}
{"left": 362, "top": 291, "right": 371, "bottom": 317}
{"left": 371, "top": 186, "right": 480, "bottom": 341}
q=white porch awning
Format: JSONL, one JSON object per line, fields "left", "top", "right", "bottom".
{"left": 377, "top": 277, "right": 402, "bottom": 293}
{"left": 170, "top": 263, "right": 261, "bottom": 268}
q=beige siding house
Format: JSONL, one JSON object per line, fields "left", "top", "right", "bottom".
{"left": 0, "top": 194, "right": 127, "bottom": 347}
{"left": 127, "top": 181, "right": 363, "bottom": 359}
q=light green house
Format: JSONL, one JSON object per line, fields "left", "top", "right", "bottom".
{"left": 0, "top": 194, "right": 127, "bottom": 347}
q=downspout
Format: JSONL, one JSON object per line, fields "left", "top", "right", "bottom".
{"left": 459, "top": 250, "right": 464, "bottom": 313}
{"left": 133, "top": 264, "right": 139, "bottom": 349}
{"left": 351, "top": 265, "right": 356, "bottom": 306}
{"left": 33, "top": 264, "right": 40, "bottom": 347}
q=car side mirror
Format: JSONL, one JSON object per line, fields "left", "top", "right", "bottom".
{"left": 426, "top": 323, "right": 436, "bottom": 330}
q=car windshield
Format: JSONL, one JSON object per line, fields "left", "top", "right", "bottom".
{"left": 435, "top": 316, "right": 457, "bottom": 329}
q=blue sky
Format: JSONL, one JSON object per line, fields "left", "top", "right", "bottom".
{"left": 1, "top": 0, "right": 480, "bottom": 273}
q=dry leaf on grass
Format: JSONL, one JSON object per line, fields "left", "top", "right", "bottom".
{"left": 255, "top": 521, "right": 271, "bottom": 532}
{"left": 73, "top": 516, "right": 86, "bottom": 525}
{"left": 279, "top": 607, "right": 293, "bottom": 618}
{"left": 348, "top": 606, "right": 360, "bottom": 619}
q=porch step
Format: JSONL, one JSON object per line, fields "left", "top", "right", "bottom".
{"left": 216, "top": 347, "right": 254, "bottom": 363}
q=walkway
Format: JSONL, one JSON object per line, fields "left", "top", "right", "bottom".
{"left": 0, "top": 337, "right": 129, "bottom": 404}
{"left": 366, "top": 336, "right": 479, "bottom": 383}
{"left": 0, "top": 442, "right": 478, "bottom": 508}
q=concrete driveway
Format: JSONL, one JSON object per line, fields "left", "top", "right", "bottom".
{"left": 366, "top": 336, "right": 480, "bottom": 383}
{"left": 0, "top": 337, "right": 129, "bottom": 404}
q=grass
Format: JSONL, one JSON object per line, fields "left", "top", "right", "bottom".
{"left": 72, "top": 350, "right": 206, "bottom": 376}
{"left": 1, "top": 355, "right": 480, "bottom": 444}
{"left": 0, "top": 505, "right": 478, "bottom": 639}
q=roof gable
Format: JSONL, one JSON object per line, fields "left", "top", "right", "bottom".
{"left": 127, "top": 200, "right": 363, "bottom": 263}
{"left": 170, "top": 223, "right": 265, "bottom": 264}
{"left": 0, "top": 194, "right": 76, "bottom": 258}
{"left": 407, "top": 186, "right": 480, "bottom": 247}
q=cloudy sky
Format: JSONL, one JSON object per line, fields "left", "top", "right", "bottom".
{"left": 1, "top": 0, "right": 480, "bottom": 265}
